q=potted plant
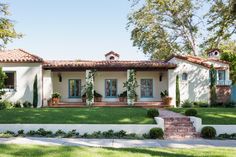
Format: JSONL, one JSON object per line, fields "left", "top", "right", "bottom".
{"left": 51, "top": 92, "right": 61, "bottom": 105}
{"left": 94, "top": 91, "right": 102, "bottom": 102}
{"left": 160, "top": 90, "right": 172, "bottom": 106}
{"left": 82, "top": 91, "right": 102, "bottom": 102}
{"left": 119, "top": 91, "right": 127, "bottom": 102}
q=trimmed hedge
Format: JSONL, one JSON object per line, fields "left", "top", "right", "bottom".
{"left": 201, "top": 126, "right": 216, "bottom": 139}
{"left": 147, "top": 109, "right": 159, "bottom": 118}
{"left": 185, "top": 109, "right": 197, "bottom": 116}
{"left": 149, "top": 128, "right": 164, "bottom": 139}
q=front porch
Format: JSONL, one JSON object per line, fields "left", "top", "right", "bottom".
{"left": 48, "top": 101, "right": 167, "bottom": 108}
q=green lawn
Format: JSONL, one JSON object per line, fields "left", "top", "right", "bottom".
{"left": 0, "top": 107, "right": 154, "bottom": 124}
{"left": 0, "top": 144, "right": 235, "bottom": 157}
{"left": 169, "top": 108, "right": 236, "bottom": 125}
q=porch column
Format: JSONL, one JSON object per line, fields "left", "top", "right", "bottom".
{"left": 168, "top": 69, "right": 176, "bottom": 107}
{"left": 127, "top": 69, "right": 136, "bottom": 106}
{"left": 85, "top": 69, "right": 94, "bottom": 106}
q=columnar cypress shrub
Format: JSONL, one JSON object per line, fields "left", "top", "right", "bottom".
{"left": 176, "top": 75, "right": 180, "bottom": 107}
{"left": 209, "top": 65, "right": 217, "bottom": 106}
{"left": 33, "top": 75, "right": 38, "bottom": 108}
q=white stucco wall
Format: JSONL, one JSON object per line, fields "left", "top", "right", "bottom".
{"left": 43, "top": 70, "right": 53, "bottom": 106}
{"left": 52, "top": 71, "right": 86, "bottom": 102}
{"left": 168, "top": 58, "right": 210, "bottom": 103}
{"left": 0, "top": 63, "right": 43, "bottom": 107}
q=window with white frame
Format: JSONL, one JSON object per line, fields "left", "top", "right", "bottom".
{"left": 218, "top": 70, "right": 225, "bottom": 81}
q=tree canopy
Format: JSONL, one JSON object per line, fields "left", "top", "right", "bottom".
{"left": 128, "top": 0, "right": 236, "bottom": 59}
{"left": 0, "top": 3, "right": 21, "bottom": 49}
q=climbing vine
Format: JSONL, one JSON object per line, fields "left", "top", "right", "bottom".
{"left": 124, "top": 69, "right": 138, "bottom": 106}
{"left": 209, "top": 65, "right": 217, "bottom": 106}
{"left": 85, "top": 69, "right": 96, "bottom": 106}
{"left": 176, "top": 75, "right": 180, "bottom": 107}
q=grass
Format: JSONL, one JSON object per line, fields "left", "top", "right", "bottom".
{"left": 169, "top": 108, "right": 236, "bottom": 125}
{"left": 0, "top": 107, "right": 154, "bottom": 124}
{"left": 0, "top": 144, "right": 235, "bottom": 157}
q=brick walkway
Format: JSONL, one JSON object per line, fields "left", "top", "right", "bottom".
{"left": 159, "top": 109, "right": 185, "bottom": 118}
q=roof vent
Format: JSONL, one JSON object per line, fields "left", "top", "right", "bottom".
{"left": 105, "top": 51, "right": 120, "bottom": 61}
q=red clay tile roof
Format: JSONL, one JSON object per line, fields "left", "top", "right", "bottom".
{"left": 43, "top": 60, "right": 177, "bottom": 70}
{"left": 105, "top": 51, "right": 120, "bottom": 57}
{"left": 166, "top": 54, "right": 229, "bottom": 70}
{"left": 0, "top": 49, "right": 43, "bottom": 63}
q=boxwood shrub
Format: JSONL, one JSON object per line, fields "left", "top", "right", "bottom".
{"left": 149, "top": 128, "right": 164, "bottom": 139}
{"left": 201, "top": 126, "right": 216, "bottom": 139}
{"left": 185, "top": 108, "right": 197, "bottom": 116}
{"left": 147, "top": 109, "right": 159, "bottom": 118}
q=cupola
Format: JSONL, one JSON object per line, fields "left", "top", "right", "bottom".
{"left": 207, "top": 49, "right": 221, "bottom": 58}
{"left": 105, "top": 51, "right": 120, "bottom": 61}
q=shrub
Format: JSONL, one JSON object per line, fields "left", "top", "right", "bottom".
{"left": 223, "top": 101, "right": 236, "bottom": 108}
{"left": 64, "top": 130, "right": 78, "bottom": 138}
{"left": 181, "top": 100, "right": 193, "bottom": 108}
{"left": 27, "top": 130, "right": 37, "bottom": 136}
{"left": 55, "top": 130, "right": 66, "bottom": 137}
{"left": 17, "top": 130, "right": 24, "bottom": 135}
{"left": 201, "top": 126, "right": 216, "bottom": 139}
{"left": 0, "top": 100, "right": 14, "bottom": 110}
{"left": 14, "top": 101, "right": 22, "bottom": 108}
{"left": 36, "top": 128, "right": 53, "bottom": 137}
{"left": 51, "top": 92, "right": 61, "bottom": 98}
{"left": 185, "top": 109, "right": 197, "bottom": 116}
{"left": 102, "top": 130, "right": 114, "bottom": 138}
{"left": 23, "top": 101, "right": 32, "bottom": 108}
{"left": 193, "top": 101, "right": 209, "bottom": 108}
{"left": 147, "top": 109, "right": 159, "bottom": 118}
{"left": 149, "top": 128, "right": 164, "bottom": 139}
{"left": 94, "top": 91, "right": 102, "bottom": 97}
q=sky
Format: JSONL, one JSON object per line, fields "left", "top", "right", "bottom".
{"left": 5, "top": 0, "right": 147, "bottom": 60}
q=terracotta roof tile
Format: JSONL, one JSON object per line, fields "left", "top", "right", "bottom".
{"left": 43, "top": 60, "right": 177, "bottom": 70}
{"left": 0, "top": 49, "right": 43, "bottom": 63}
{"left": 166, "top": 54, "right": 229, "bottom": 70}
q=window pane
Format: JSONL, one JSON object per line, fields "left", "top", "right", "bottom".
{"left": 4, "top": 72, "right": 15, "bottom": 89}
{"left": 141, "top": 79, "right": 153, "bottom": 97}
{"left": 69, "top": 79, "right": 81, "bottom": 97}
{"left": 218, "top": 70, "right": 225, "bottom": 81}
{"left": 105, "top": 79, "right": 117, "bottom": 97}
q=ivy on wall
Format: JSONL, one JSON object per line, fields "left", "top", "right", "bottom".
{"left": 124, "top": 69, "right": 138, "bottom": 106}
{"left": 209, "top": 65, "right": 217, "bottom": 106}
{"left": 176, "top": 75, "right": 180, "bottom": 107}
{"left": 85, "top": 69, "right": 96, "bottom": 106}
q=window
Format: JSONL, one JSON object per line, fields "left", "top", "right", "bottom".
{"left": 182, "top": 73, "right": 188, "bottom": 81}
{"left": 68, "top": 79, "right": 81, "bottom": 98}
{"left": 105, "top": 79, "right": 117, "bottom": 97}
{"left": 141, "top": 79, "right": 153, "bottom": 98}
{"left": 4, "top": 72, "right": 15, "bottom": 89}
{"left": 218, "top": 70, "right": 225, "bottom": 81}
{"left": 109, "top": 56, "right": 115, "bottom": 60}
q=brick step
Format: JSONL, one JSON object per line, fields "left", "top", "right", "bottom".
{"left": 165, "top": 127, "right": 196, "bottom": 132}
{"left": 165, "top": 124, "right": 193, "bottom": 127}
{"left": 164, "top": 121, "right": 193, "bottom": 125}
{"left": 164, "top": 117, "right": 190, "bottom": 121}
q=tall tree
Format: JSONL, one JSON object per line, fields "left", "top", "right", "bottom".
{"left": 128, "top": 0, "right": 202, "bottom": 59}
{"left": 204, "top": 0, "right": 236, "bottom": 49}
{"left": 0, "top": 3, "right": 21, "bottom": 49}
{"left": 219, "top": 40, "right": 236, "bottom": 84}
{"left": 128, "top": 0, "right": 236, "bottom": 59}
{"left": 33, "top": 75, "right": 38, "bottom": 108}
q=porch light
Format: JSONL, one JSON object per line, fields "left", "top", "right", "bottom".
{"left": 58, "top": 73, "right": 62, "bottom": 82}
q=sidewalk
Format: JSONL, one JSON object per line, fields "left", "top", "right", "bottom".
{"left": 0, "top": 137, "right": 235, "bottom": 148}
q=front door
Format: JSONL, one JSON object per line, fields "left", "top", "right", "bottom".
{"left": 105, "top": 79, "right": 117, "bottom": 98}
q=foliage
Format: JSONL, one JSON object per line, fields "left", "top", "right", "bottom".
{"left": 223, "top": 101, "right": 236, "bottom": 108}
{"left": 218, "top": 133, "right": 236, "bottom": 140}
{"left": 193, "top": 101, "right": 209, "bottom": 108}
{"left": 85, "top": 69, "right": 96, "bottom": 106}
{"left": 0, "top": 3, "right": 22, "bottom": 49}
{"left": 185, "top": 108, "right": 197, "bottom": 116}
{"left": 176, "top": 75, "right": 180, "bottom": 107}
{"left": 209, "top": 65, "right": 217, "bottom": 106}
{"left": 220, "top": 43, "right": 236, "bottom": 84}
{"left": 119, "top": 91, "right": 127, "bottom": 98}
{"left": 13, "top": 101, "right": 21, "bottom": 108}
{"left": 160, "top": 90, "right": 168, "bottom": 99}
{"left": 149, "top": 128, "right": 164, "bottom": 139}
{"left": 82, "top": 90, "right": 102, "bottom": 98}
{"left": 124, "top": 69, "right": 138, "bottom": 106}
{"left": 22, "top": 101, "right": 32, "bottom": 108}
{"left": 0, "top": 100, "right": 13, "bottom": 110}
{"left": 181, "top": 99, "right": 193, "bottom": 108}
{"left": 17, "top": 130, "right": 24, "bottom": 135}
{"left": 0, "top": 130, "right": 15, "bottom": 138}
{"left": 33, "top": 75, "right": 38, "bottom": 108}
{"left": 128, "top": 0, "right": 236, "bottom": 59}
{"left": 0, "top": 67, "right": 7, "bottom": 97}
{"left": 201, "top": 126, "right": 216, "bottom": 139}
{"left": 51, "top": 92, "right": 61, "bottom": 98}
{"left": 204, "top": 0, "right": 236, "bottom": 48}
{"left": 147, "top": 109, "right": 159, "bottom": 118}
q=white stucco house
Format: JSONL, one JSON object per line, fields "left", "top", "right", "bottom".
{"left": 0, "top": 49, "right": 232, "bottom": 107}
